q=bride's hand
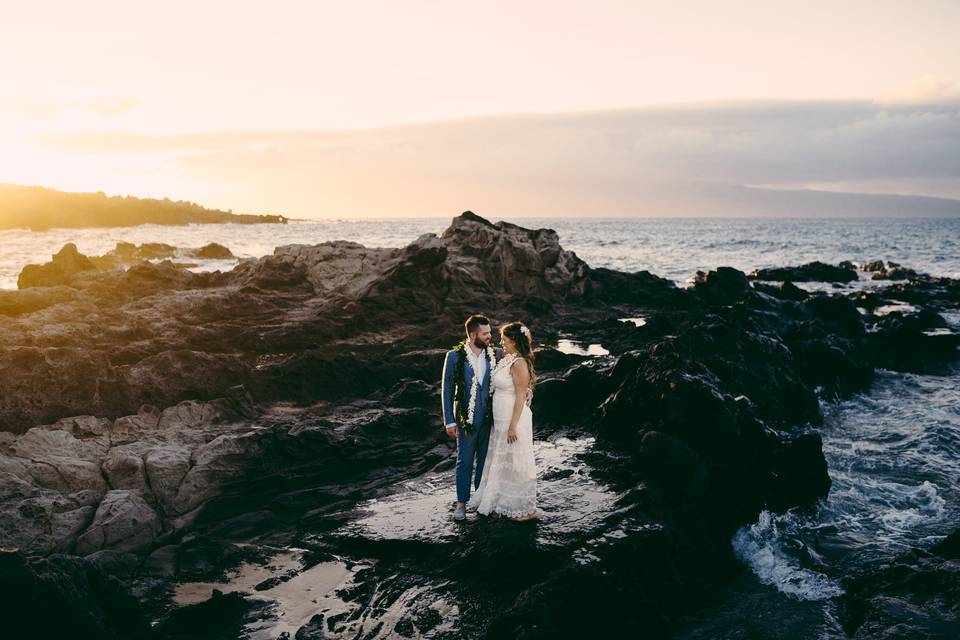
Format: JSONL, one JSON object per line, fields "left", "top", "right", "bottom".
{"left": 507, "top": 426, "right": 518, "bottom": 444}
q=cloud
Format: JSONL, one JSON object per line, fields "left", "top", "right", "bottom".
{"left": 876, "top": 75, "right": 960, "bottom": 105}
{"left": 85, "top": 96, "right": 140, "bottom": 117}
{"left": 1, "top": 97, "right": 62, "bottom": 120}
{"left": 21, "top": 100, "right": 960, "bottom": 218}
{"left": 1, "top": 94, "right": 140, "bottom": 122}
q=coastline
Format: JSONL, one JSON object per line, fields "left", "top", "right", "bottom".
{"left": 0, "top": 212, "right": 958, "bottom": 638}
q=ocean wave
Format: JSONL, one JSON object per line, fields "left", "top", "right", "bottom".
{"left": 732, "top": 509, "right": 844, "bottom": 601}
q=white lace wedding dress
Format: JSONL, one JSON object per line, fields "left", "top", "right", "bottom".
{"left": 467, "top": 353, "right": 537, "bottom": 517}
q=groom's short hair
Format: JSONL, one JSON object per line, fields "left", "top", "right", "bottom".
{"left": 464, "top": 314, "right": 490, "bottom": 336}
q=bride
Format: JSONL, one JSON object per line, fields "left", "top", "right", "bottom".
{"left": 467, "top": 321, "right": 539, "bottom": 521}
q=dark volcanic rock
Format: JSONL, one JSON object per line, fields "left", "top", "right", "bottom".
{"left": 583, "top": 267, "right": 684, "bottom": 308}
{"left": 438, "top": 212, "right": 590, "bottom": 301}
{"left": 849, "top": 289, "right": 886, "bottom": 310}
{"left": 783, "top": 294, "right": 875, "bottom": 396}
{"left": 804, "top": 295, "right": 866, "bottom": 338}
{"left": 861, "top": 259, "right": 891, "bottom": 272}
{"left": 187, "top": 242, "right": 234, "bottom": 259}
{"left": 594, "top": 310, "right": 830, "bottom": 535}
{"left": 874, "top": 275, "right": 960, "bottom": 310}
{"left": 866, "top": 309, "right": 960, "bottom": 372}
{"left": 17, "top": 242, "right": 97, "bottom": 288}
{"left": 692, "top": 266, "right": 752, "bottom": 305}
{"left": 839, "top": 528, "right": 960, "bottom": 639}
{"left": 862, "top": 259, "right": 923, "bottom": 280}
{"left": 749, "top": 260, "right": 859, "bottom": 283}
{"left": 152, "top": 590, "right": 257, "bottom": 640}
{"left": 85, "top": 241, "right": 235, "bottom": 271}
{"left": 87, "top": 242, "right": 177, "bottom": 270}
{"left": 0, "top": 549, "right": 150, "bottom": 639}
{"left": 752, "top": 279, "right": 810, "bottom": 302}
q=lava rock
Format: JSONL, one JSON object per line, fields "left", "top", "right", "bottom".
{"left": 74, "top": 490, "right": 163, "bottom": 555}
{"left": 839, "top": 528, "right": 960, "bottom": 639}
{"left": 749, "top": 260, "right": 858, "bottom": 283}
{"left": 692, "top": 266, "right": 752, "bottom": 305}
{"left": 17, "top": 242, "right": 97, "bottom": 288}
{"left": 0, "top": 549, "right": 151, "bottom": 639}
{"left": 188, "top": 242, "right": 234, "bottom": 259}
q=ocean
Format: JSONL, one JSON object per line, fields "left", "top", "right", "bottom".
{"left": 2, "top": 217, "right": 959, "bottom": 290}
{"left": 2, "top": 215, "right": 959, "bottom": 637}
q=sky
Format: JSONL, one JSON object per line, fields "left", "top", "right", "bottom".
{"left": 1, "top": 0, "right": 959, "bottom": 218}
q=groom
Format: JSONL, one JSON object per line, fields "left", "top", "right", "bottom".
{"left": 441, "top": 314, "right": 500, "bottom": 521}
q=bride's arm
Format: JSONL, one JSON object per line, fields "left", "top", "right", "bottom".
{"left": 507, "top": 359, "right": 530, "bottom": 444}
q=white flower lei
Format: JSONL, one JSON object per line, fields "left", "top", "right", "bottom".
{"left": 466, "top": 345, "right": 496, "bottom": 425}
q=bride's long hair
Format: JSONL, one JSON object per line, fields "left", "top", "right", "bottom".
{"left": 500, "top": 321, "right": 536, "bottom": 389}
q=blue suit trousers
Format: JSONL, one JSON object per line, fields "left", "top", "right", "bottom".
{"left": 456, "top": 418, "right": 491, "bottom": 503}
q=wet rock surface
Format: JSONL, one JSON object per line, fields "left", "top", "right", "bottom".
{"left": 1, "top": 213, "right": 958, "bottom": 638}
{"left": 838, "top": 526, "right": 960, "bottom": 639}
{"left": 749, "top": 260, "right": 859, "bottom": 283}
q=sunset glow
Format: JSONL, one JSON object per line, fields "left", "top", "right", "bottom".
{"left": 2, "top": 0, "right": 959, "bottom": 217}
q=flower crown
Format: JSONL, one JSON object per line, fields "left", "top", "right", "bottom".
{"left": 520, "top": 324, "right": 531, "bottom": 338}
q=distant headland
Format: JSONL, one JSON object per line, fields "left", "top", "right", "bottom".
{"left": 0, "top": 184, "right": 288, "bottom": 231}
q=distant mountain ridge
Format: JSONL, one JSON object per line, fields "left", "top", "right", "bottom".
{"left": 0, "top": 184, "right": 288, "bottom": 230}
{"left": 678, "top": 183, "right": 960, "bottom": 218}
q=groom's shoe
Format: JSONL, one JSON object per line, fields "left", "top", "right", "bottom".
{"left": 453, "top": 505, "right": 466, "bottom": 521}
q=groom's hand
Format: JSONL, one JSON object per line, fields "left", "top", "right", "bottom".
{"left": 445, "top": 423, "right": 459, "bottom": 438}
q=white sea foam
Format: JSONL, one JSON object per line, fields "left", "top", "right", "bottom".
{"left": 732, "top": 510, "right": 844, "bottom": 601}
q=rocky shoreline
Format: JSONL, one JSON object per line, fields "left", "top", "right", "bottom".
{"left": 1, "top": 212, "right": 958, "bottom": 638}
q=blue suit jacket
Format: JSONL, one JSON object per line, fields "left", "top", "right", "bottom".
{"left": 441, "top": 346, "right": 500, "bottom": 430}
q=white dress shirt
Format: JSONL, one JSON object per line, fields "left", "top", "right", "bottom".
{"left": 465, "top": 344, "right": 487, "bottom": 381}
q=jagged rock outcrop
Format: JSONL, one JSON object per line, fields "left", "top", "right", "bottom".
{"left": 232, "top": 211, "right": 592, "bottom": 319}
{"left": 74, "top": 490, "right": 163, "bottom": 555}
{"left": 86, "top": 241, "right": 236, "bottom": 271}
{"left": 188, "top": 242, "right": 233, "bottom": 260}
{"left": 749, "top": 260, "right": 859, "bottom": 283}
{"left": 0, "top": 391, "right": 258, "bottom": 555}
{"left": 17, "top": 243, "right": 97, "bottom": 288}
{"left": 861, "top": 259, "right": 921, "bottom": 280}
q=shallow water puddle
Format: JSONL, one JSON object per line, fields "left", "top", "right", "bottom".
{"left": 173, "top": 548, "right": 366, "bottom": 639}
{"left": 339, "top": 436, "right": 622, "bottom": 546}
{"left": 872, "top": 302, "right": 920, "bottom": 316}
{"left": 556, "top": 339, "right": 610, "bottom": 356}
{"left": 350, "top": 581, "right": 461, "bottom": 640}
